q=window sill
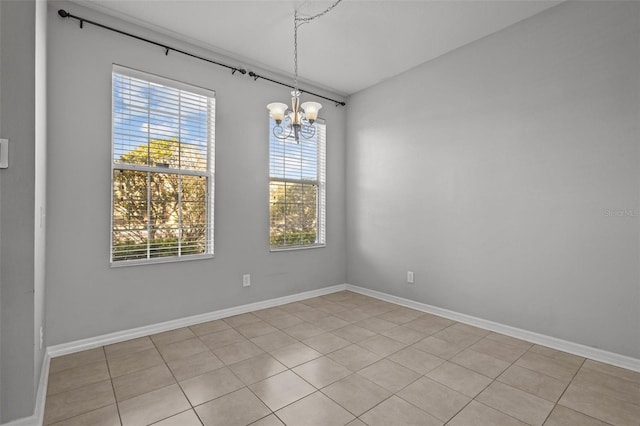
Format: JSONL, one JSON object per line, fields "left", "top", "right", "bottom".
{"left": 110, "top": 253, "right": 214, "bottom": 267}
{"left": 269, "top": 244, "right": 326, "bottom": 253}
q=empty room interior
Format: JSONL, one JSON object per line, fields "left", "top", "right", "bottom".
{"left": 0, "top": 0, "right": 639, "bottom": 425}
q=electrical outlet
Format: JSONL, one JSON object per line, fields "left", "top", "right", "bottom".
{"left": 407, "top": 271, "right": 414, "bottom": 284}
{"left": 243, "top": 274, "right": 251, "bottom": 287}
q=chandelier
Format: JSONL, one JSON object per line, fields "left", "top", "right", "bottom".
{"left": 267, "top": 1, "right": 343, "bottom": 143}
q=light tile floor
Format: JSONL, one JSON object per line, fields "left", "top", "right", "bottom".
{"left": 44, "top": 291, "right": 640, "bottom": 426}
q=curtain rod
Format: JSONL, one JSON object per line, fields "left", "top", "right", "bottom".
{"left": 57, "top": 9, "right": 346, "bottom": 107}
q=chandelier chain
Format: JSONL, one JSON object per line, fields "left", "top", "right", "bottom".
{"left": 293, "top": 0, "right": 343, "bottom": 90}
{"left": 296, "top": 0, "right": 344, "bottom": 24}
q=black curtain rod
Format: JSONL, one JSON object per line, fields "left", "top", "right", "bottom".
{"left": 57, "top": 9, "right": 346, "bottom": 107}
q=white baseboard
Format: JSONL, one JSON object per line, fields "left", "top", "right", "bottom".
{"left": 345, "top": 284, "right": 640, "bottom": 373}
{"left": 48, "top": 284, "right": 347, "bottom": 358}
{"left": 1, "top": 352, "right": 49, "bottom": 426}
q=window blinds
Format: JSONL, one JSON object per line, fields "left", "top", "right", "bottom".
{"left": 269, "top": 119, "right": 326, "bottom": 248}
{"left": 111, "top": 65, "right": 215, "bottom": 263}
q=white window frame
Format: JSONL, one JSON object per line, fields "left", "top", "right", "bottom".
{"left": 269, "top": 118, "right": 326, "bottom": 251}
{"left": 110, "top": 65, "right": 215, "bottom": 266}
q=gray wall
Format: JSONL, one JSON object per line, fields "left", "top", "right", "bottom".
{"left": 346, "top": 1, "right": 640, "bottom": 359}
{"left": 46, "top": 1, "right": 347, "bottom": 346}
{"left": 0, "top": 0, "right": 43, "bottom": 422}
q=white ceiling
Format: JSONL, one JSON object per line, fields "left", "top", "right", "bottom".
{"left": 75, "top": 0, "right": 561, "bottom": 96}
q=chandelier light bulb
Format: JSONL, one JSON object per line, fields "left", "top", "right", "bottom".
{"left": 267, "top": 102, "right": 288, "bottom": 124}
{"left": 301, "top": 102, "right": 322, "bottom": 124}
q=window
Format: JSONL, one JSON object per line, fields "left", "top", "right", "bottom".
{"left": 111, "top": 65, "right": 215, "bottom": 264}
{"left": 269, "top": 118, "right": 326, "bottom": 249}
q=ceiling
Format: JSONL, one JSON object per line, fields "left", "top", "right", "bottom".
{"left": 75, "top": 0, "right": 561, "bottom": 96}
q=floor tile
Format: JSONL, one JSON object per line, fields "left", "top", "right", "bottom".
{"left": 195, "top": 387, "right": 271, "bottom": 426}
{"left": 223, "top": 312, "right": 261, "bottom": 328}
{"left": 398, "top": 376, "right": 470, "bottom": 422}
{"left": 263, "top": 313, "right": 305, "bottom": 329}
{"left": 150, "top": 327, "right": 196, "bottom": 347}
{"left": 276, "top": 391, "right": 355, "bottom": 426}
{"left": 354, "top": 316, "right": 397, "bottom": 333}
{"left": 49, "top": 348, "right": 106, "bottom": 375}
{"left": 112, "top": 363, "right": 175, "bottom": 402}
{"left": 332, "top": 308, "right": 371, "bottom": 323}
{"left": 413, "top": 336, "right": 469, "bottom": 359}
{"left": 529, "top": 345, "right": 585, "bottom": 367}
{"left": 250, "top": 330, "right": 298, "bottom": 352}
{"left": 118, "top": 384, "right": 190, "bottom": 426}
{"left": 300, "top": 296, "right": 328, "bottom": 308}
{"left": 515, "top": 352, "right": 580, "bottom": 382}
{"left": 581, "top": 359, "right": 640, "bottom": 384}
{"left": 321, "top": 373, "right": 391, "bottom": 416}
{"left": 152, "top": 409, "right": 203, "bottom": 426}
{"left": 403, "top": 315, "right": 454, "bottom": 336}
{"left": 253, "top": 306, "right": 288, "bottom": 320}
{"left": 283, "top": 322, "right": 326, "bottom": 340}
{"left": 166, "top": 350, "right": 224, "bottom": 381}
{"left": 313, "top": 315, "right": 350, "bottom": 331}
{"left": 380, "top": 325, "right": 426, "bottom": 345}
{"left": 484, "top": 332, "right": 533, "bottom": 350}
{"left": 47, "top": 403, "right": 119, "bottom": 426}
{"left": 559, "top": 382, "right": 640, "bottom": 426}
{"left": 448, "top": 400, "right": 528, "bottom": 426}
{"left": 377, "top": 307, "right": 425, "bottom": 324}
{"left": 107, "top": 348, "right": 165, "bottom": 378}
{"left": 292, "top": 356, "right": 352, "bottom": 388}
{"left": 327, "top": 344, "right": 382, "bottom": 372}
{"left": 450, "top": 348, "right": 510, "bottom": 378}
{"left": 426, "top": 361, "right": 492, "bottom": 397}
{"left": 47, "top": 360, "right": 110, "bottom": 396}
{"left": 357, "top": 358, "right": 420, "bottom": 393}
{"left": 104, "top": 337, "right": 155, "bottom": 359}
{"left": 179, "top": 367, "right": 244, "bottom": 406}
{"left": 279, "top": 302, "right": 313, "bottom": 314}
{"left": 498, "top": 364, "right": 569, "bottom": 402}
{"left": 571, "top": 366, "right": 640, "bottom": 404}
{"left": 228, "top": 352, "right": 287, "bottom": 385}
{"left": 331, "top": 325, "right": 377, "bottom": 343}
{"left": 292, "top": 308, "right": 330, "bottom": 322}
{"left": 189, "top": 319, "right": 231, "bottom": 337}
{"left": 469, "top": 338, "right": 529, "bottom": 363}
{"left": 388, "top": 346, "right": 445, "bottom": 374}
{"left": 316, "top": 302, "right": 348, "bottom": 315}
{"left": 157, "top": 337, "right": 209, "bottom": 363}
{"left": 269, "top": 342, "right": 322, "bottom": 368}
{"left": 199, "top": 328, "right": 246, "bottom": 350}
{"left": 250, "top": 414, "right": 285, "bottom": 426}
{"left": 45, "top": 293, "right": 639, "bottom": 426}
{"left": 44, "top": 380, "right": 115, "bottom": 425}
{"left": 249, "top": 370, "right": 316, "bottom": 411}
{"left": 544, "top": 405, "right": 609, "bottom": 426}
{"left": 234, "top": 321, "right": 278, "bottom": 339}
{"left": 357, "top": 334, "right": 406, "bottom": 357}
{"left": 476, "top": 381, "right": 554, "bottom": 426}
{"left": 360, "top": 395, "right": 442, "bottom": 426}
{"left": 212, "top": 340, "right": 264, "bottom": 365}
{"left": 302, "top": 332, "right": 351, "bottom": 354}
{"left": 432, "top": 325, "right": 484, "bottom": 347}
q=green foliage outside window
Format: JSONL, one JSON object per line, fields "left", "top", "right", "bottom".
{"left": 112, "top": 139, "right": 208, "bottom": 261}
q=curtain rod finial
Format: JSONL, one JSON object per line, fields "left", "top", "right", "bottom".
{"left": 58, "top": 9, "right": 70, "bottom": 18}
